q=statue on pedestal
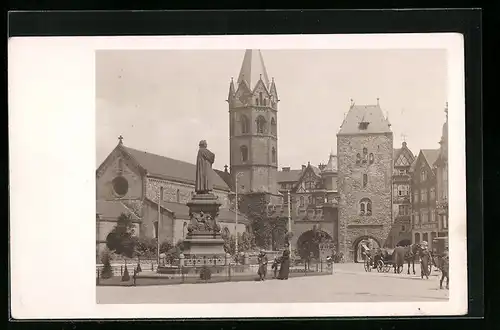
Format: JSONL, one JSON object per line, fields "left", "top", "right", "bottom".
{"left": 195, "top": 140, "right": 215, "bottom": 194}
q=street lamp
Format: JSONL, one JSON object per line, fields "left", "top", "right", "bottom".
{"left": 235, "top": 172, "right": 245, "bottom": 259}
{"left": 287, "top": 189, "right": 292, "bottom": 254}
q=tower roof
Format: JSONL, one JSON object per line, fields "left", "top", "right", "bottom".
{"left": 237, "top": 49, "right": 270, "bottom": 90}
{"left": 322, "top": 153, "right": 338, "bottom": 173}
{"left": 338, "top": 104, "right": 392, "bottom": 135}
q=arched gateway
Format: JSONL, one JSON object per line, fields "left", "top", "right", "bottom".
{"left": 296, "top": 229, "right": 333, "bottom": 260}
{"left": 352, "top": 236, "right": 381, "bottom": 263}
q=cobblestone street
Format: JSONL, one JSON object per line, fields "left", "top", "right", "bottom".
{"left": 96, "top": 263, "right": 449, "bottom": 304}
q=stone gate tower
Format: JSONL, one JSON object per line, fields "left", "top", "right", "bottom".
{"left": 227, "top": 49, "right": 280, "bottom": 203}
{"left": 337, "top": 101, "right": 394, "bottom": 262}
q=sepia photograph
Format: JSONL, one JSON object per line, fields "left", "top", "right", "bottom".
{"left": 95, "top": 47, "right": 454, "bottom": 304}
{"left": 9, "top": 33, "right": 468, "bottom": 319}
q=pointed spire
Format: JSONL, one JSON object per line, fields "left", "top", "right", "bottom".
{"left": 237, "top": 49, "right": 270, "bottom": 90}
{"left": 445, "top": 102, "right": 448, "bottom": 121}
{"left": 377, "top": 97, "right": 380, "bottom": 106}
{"left": 228, "top": 77, "right": 235, "bottom": 100}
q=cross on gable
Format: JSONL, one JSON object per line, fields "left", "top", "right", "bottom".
{"left": 401, "top": 133, "right": 407, "bottom": 142}
{"left": 118, "top": 135, "right": 123, "bottom": 144}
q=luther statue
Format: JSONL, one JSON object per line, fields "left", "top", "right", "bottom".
{"left": 195, "top": 140, "right": 215, "bottom": 194}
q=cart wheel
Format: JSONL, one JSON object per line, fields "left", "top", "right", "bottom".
{"left": 377, "top": 260, "right": 384, "bottom": 272}
{"left": 384, "top": 265, "right": 391, "bottom": 273}
{"left": 364, "top": 259, "right": 371, "bottom": 272}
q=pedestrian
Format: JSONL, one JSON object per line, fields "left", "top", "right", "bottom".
{"left": 277, "top": 243, "right": 290, "bottom": 280}
{"left": 272, "top": 256, "right": 280, "bottom": 279}
{"left": 257, "top": 249, "right": 268, "bottom": 281}
{"left": 439, "top": 249, "right": 449, "bottom": 290}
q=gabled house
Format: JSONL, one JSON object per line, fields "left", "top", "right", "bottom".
{"left": 410, "top": 149, "right": 440, "bottom": 248}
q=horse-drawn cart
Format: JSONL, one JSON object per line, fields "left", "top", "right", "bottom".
{"left": 375, "top": 248, "right": 396, "bottom": 273}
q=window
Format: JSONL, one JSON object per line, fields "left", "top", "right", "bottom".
{"left": 271, "top": 117, "right": 277, "bottom": 135}
{"left": 423, "top": 233, "right": 429, "bottom": 243}
{"left": 299, "top": 196, "right": 305, "bottom": 206}
{"left": 398, "top": 185, "right": 409, "bottom": 196}
{"left": 421, "top": 169, "right": 427, "bottom": 182}
{"left": 255, "top": 98, "right": 259, "bottom": 106}
{"left": 430, "top": 209, "right": 435, "bottom": 222}
{"left": 398, "top": 205, "right": 409, "bottom": 216}
{"left": 359, "top": 198, "right": 372, "bottom": 216}
{"left": 271, "top": 147, "right": 276, "bottom": 163}
{"left": 421, "top": 210, "right": 428, "bottom": 223}
{"left": 369, "top": 153, "right": 374, "bottom": 164}
{"left": 241, "top": 115, "right": 249, "bottom": 134}
{"left": 421, "top": 189, "right": 427, "bottom": 203}
{"left": 413, "top": 191, "right": 419, "bottom": 203}
{"left": 305, "top": 180, "right": 315, "bottom": 190}
{"left": 414, "top": 212, "right": 420, "bottom": 224}
{"left": 112, "top": 176, "right": 129, "bottom": 197}
{"left": 399, "top": 169, "right": 407, "bottom": 175}
{"left": 415, "top": 233, "right": 421, "bottom": 244}
{"left": 362, "top": 148, "right": 368, "bottom": 163}
{"left": 430, "top": 187, "right": 436, "bottom": 200}
{"left": 259, "top": 92, "right": 263, "bottom": 106}
{"left": 401, "top": 225, "right": 406, "bottom": 232}
{"left": 362, "top": 174, "right": 368, "bottom": 187}
{"left": 356, "top": 153, "right": 361, "bottom": 165}
{"left": 308, "top": 195, "right": 313, "bottom": 204}
{"left": 240, "top": 145, "right": 248, "bottom": 162}
{"left": 444, "top": 215, "right": 448, "bottom": 229}
{"left": 256, "top": 115, "right": 267, "bottom": 134}
{"left": 176, "top": 189, "right": 180, "bottom": 203}
{"left": 316, "top": 197, "right": 323, "bottom": 205}
{"left": 263, "top": 98, "right": 267, "bottom": 106}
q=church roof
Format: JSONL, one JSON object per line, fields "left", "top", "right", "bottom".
{"left": 338, "top": 104, "right": 392, "bottom": 135}
{"left": 96, "top": 200, "right": 140, "bottom": 221}
{"left": 237, "top": 49, "right": 270, "bottom": 91}
{"left": 121, "top": 146, "right": 230, "bottom": 191}
{"left": 214, "top": 169, "right": 234, "bottom": 191}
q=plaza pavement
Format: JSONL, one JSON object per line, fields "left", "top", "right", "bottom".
{"left": 96, "top": 263, "right": 449, "bottom": 304}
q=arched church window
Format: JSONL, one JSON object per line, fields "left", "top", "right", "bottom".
{"left": 263, "top": 98, "right": 267, "bottom": 106}
{"left": 369, "top": 153, "right": 374, "bottom": 164}
{"left": 255, "top": 98, "right": 259, "bottom": 106}
{"left": 240, "top": 145, "right": 248, "bottom": 162}
{"left": 259, "top": 92, "right": 263, "bottom": 105}
{"left": 362, "top": 148, "right": 368, "bottom": 163}
{"left": 356, "top": 153, "right": 361, "bottom": 165}
{"left": 271, "top": 117, "right": 277, "bottom": 135}
{"left": 241, "top": 115, "right": 249, "bottom": 134}
{"left": 271, "top": 147, "right": 276, "bottom": 163}
{"left": 176, "top": 189, "right": 180, "bottom": 203}
{"left": 363, "top": 174, "right": 368, "bottom": 188}
{"left": 256, "top": 116, "right": 267, "bottom": 134}
{"left": 359, "top": 198, "right": 372, "bottom": 216}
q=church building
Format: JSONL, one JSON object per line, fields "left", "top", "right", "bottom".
{"left": 95, "top": 138, "right": 248, "bottom": 261}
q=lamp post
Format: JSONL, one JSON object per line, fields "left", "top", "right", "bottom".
{"left": 235, "top": 172, "right": 245, "bottom": 259}
{"left": 156, "top": 187, "right": 163, "bottom": 267}
{"left": 287, "top": 189, "right": 292, "bottom": 254}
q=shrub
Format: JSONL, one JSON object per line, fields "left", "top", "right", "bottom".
{"left": 199, "top": 266, "right": 212, "bottom": 280}
{"left": 121, "top": 265, "right": 130, "bottom": 281}
{"left": 100, "top": 250, "right": 113, "bottom": 279}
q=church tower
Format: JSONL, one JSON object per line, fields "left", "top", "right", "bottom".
{"left": 337, "top": 100, "right": 394, "bottom": 262}
{"left": 227, "top": 49, "right": 280, "bottom": 200}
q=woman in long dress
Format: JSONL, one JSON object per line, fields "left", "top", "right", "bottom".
{"left": 277, "top": 244, "right": 291, "bottom": 280}
{"left": 257, "top": 250, "right": 268, "bottom": 281}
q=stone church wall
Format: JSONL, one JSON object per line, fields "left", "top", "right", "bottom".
{"left": 96, "top": 152, "right": 143, "bottom": 200}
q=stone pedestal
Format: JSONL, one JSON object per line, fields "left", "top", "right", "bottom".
{"left": 182, "top": 193, "right": 226, "bottom": 257}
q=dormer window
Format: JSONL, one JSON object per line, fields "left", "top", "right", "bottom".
{"left": 359, "top": 121, "right": 369, "bottom": 130}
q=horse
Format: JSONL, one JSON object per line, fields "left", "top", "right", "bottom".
{"left": 404, "top": 244, "right": 422, "bottom": 275}
{"left": 392, "top": 246, "right": 406, "bottom": 273}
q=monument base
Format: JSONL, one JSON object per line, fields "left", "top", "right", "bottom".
{"left": 182, "top": 192, "right": 226, "bottom": 257}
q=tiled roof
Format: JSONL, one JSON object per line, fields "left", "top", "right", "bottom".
{"left": 214, "top": 169, "right": 233, "bottom": 191}
{"left": 421, "top": 149, "right": 440, "bottom": 169}
{"left": 122, "top": 146, "right": 229, "bottom": 191}
{"left": 322, "top": 154, "right": 338, "bottom": 173}
{"left": 277, "top": 169, "right": 303, "bottom": 183}
{"left": 96, "top": 200, "right": 138, "bottom": 220}
{"left": 338, "top": 104, "right": 392, "bottom": 135}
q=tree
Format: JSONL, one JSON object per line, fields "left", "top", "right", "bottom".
{"left": 134, "top": 237, "right": 157, "bottom": 259}
{"left": 106, "top": 213, "right": 137, "bottom": 258}
{"left": 100, "top": 249, "right": 113, "bottom": 279}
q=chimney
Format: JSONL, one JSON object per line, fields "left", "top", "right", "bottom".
{"left": 282, "top": 167, "right": 290, "bottom": 172}
{"left": 224, "top": 165, "right": 228, "bottom": 173}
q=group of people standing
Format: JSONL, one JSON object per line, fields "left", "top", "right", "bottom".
{"left": 257, "top": 243, "right": 291, "bottom": 281}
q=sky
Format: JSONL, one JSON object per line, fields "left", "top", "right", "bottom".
{"left": 96, "top": 49, "right": 448, "bottom": 171}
